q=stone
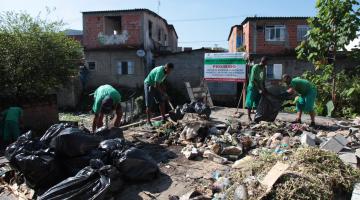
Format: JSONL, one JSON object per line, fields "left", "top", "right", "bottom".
{"left": 210, "top": 143, "right": 222, "bottom": 155}
{"left": 334, "top": 134, "right": 348, "bottom": 146}
{"left": 352, "top": 183, "right": 360, "bottom": 200}
{"left": 203, "top": 150, "right": 228, "bottom": 164}
{"left": 232, "top": 156, "right": 254, "bottom": 169}
{"left": 339, "top": 153, "right": 357, "bottom": 168}
{"left": 271, "top": 133, "right": 283, "bottom": 141}
{"left": 234, "top": 184, "right": 248, "bottom": 200}
{"left": 213, "top": 177, "right": 230, "bottom": 192}
{"left": 222, "top": 146, "right": 243, "bottom": 156}
{"left": 300, "top": 133, "right": 316, "bottom": 147}
{"left": 316, "top": 131, "right": 327, "bottom": 137}
{"left": 350, "top": 127, "right": 360, "bottom": 134}
{"left": 186, "top": 127, "right": 198, "bottom": 140}
{"left": 320, "top": 138, "right": 344, "bottom": 153}
{"left": 303, "top": 131, "right": 315, "bottom": 139}
{"left": 356, "top": 149, "right": 360, "bottom": 158}
{"left": 181, "top": 145, "right": 199, "bottom": 160}
{"left": 260, "top": 162, "right": 289, "bottom": 192}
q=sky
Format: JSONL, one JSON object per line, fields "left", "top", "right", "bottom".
{"left": 0, "top": 0, "right": 319, "bottom": 49}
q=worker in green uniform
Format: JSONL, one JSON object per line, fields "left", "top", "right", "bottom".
{"left": 144, "top": 63, "right": 174, "bottom": 126}
{"left": 282, "top": 74, "right": 317, "bottom": 126}
{"left": 2, "top": 106, "right": 23, "bottom": 144}
{"left": 245, "top": 56, "right": 268, "bottom": 122}
{"left": 92, "top": 84, "right": 123, "bottom": 132}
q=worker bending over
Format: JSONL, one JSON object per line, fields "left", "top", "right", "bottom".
{"left": 2, "top": 106, "right": 23, "bottom": 144}
{"left": 282, "top": 74, "right": 317, "bottom": 127}
{"left": 92, "top": 84, "right": 123, "bottom": 132}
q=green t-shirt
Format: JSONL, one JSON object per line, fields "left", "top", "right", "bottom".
{"left": 248, "top": 64, "right": 265, "bottom": 89}
{"left": 92, "top": 85, "right": 121, "bottom": 113}
{"left": 144, "top": 66, "right": 167, "bottom": 86}
{"left": 290, "top": 78, "right": 314, "bottom": 96}
{"left": 4, "top": 107, "right": 23, "bottom": 123}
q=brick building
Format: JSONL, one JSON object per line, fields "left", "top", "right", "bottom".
{"left": 228, "top": 17, "right": 313, "bottom": 79}
{"left": 65, "top": 29, "right": 84, "bottom": 45}
{"left": 82, "top": 9, "right": 178, "bottom": 88}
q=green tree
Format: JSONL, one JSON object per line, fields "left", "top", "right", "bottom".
{"left": 296, "top": 0, "right": 360, "bottom": 109}
{"left": 0, "top": 11, "right": 83, "bottom": 98}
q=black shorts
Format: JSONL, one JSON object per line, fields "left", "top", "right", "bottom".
{"left": 144, "top": 84, "right": 163, "bottom": 108}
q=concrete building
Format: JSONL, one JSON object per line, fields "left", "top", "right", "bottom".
{"left": 154, "top": 48, "right": 240, "bottom": 105}
{"left": 82, "top": 9, "right": 178, "bottom": 88}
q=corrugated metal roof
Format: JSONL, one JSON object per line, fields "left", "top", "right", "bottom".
{"left": 240, "top": 16, "right": 309, "bottom": 25}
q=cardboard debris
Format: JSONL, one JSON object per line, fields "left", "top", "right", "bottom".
{"left": 260, "top": 162, "right": 289, "bottom": 192}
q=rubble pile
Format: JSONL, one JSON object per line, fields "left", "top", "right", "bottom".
{"left": 151, "top": 112, "right": 360, "bottom": 199}
{"left": 0, "top": 123, "right": 159, "bottom": 199}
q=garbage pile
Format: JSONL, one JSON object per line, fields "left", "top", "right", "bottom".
{"left": 153, "top": 114, "right": 360, "bottom": 199}
{"left": 2, "top": 123, "right": 159, "bottom": 199}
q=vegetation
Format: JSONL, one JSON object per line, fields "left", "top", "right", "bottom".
{"left": 296, "top": 0, "right": 360, "bottom": 117}
{"left": 0, "top": 11, "right": 83, "bottom": 98}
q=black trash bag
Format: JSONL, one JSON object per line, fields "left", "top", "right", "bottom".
{"left": 5, "top": 131, "right": 44, "bottom": 166}
{"left": 194, "top": 102, "right": 211, "bottom": 118}
{"left": 181, "top": 103, "right": 195, "bottom": 113}
{"left": 169, "top": 106, "right": 185, "bottom": 122}
{"left": 113, "top": 147, "right": 159, "bottom": 181}
{"left": 95, "top": 127, "right": 123, "bottom": 140}
{"left": 50, "top": 127, "right": 102, "bottom": 157}
{"left": 61, "top": 149, "right": 108, "bottom": 176}
{"left": 40, "top": 123, "right": 74, "bottom": 145}
{"left": 103, "top": 166, "right": 123, "bottom": 193}
{"left": 98, "top": 138, "right": 127, "bottom": 153}
{"left": 254, "top": 94, "right": 284, "bottom": 122}
{"left": 38, "top": 163, "right": 111, "bottom": 200}
{"left": 15, "top": 150, "right": 66, "bottom": 190}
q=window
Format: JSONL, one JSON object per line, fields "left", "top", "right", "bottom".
{"left": 158, "top": 29, "right": 162, "bottom": 41}
{"left": 297, "top": 25, "right": 310, "bottom": 41}
{"left": 87, "top": 62, "right": 96, "bottom": 70}
{"left": 117, "top": 61, "right": 135, "bottom": 75}
{"left": 148, "top": 21, "right": 153, "bottom": 38}
{"left": 265, "top": 25, "right": 286, "bottom": 41}
{"left": 266, "top": 64, "right": 283, "bottom": 79}
{"left": 105, "top": 16, "right": 122, "bottom": 35}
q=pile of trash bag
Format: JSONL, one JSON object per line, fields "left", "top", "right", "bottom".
{"left": 170, "top": 101, "right": 212, "bottom": 122}
{"left": 5, "top": 123, "right": 160, "bottom": 198}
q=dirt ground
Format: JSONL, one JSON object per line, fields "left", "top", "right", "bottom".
{"left": 1, "top": 107, "right": 341, "bottom": 200}
{"left": 113, "top": 107, "right": 339, "bottom": 199}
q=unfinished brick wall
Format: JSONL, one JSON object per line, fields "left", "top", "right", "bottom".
{"left": 83, "top": 12, "right": 142, "bottom": 49}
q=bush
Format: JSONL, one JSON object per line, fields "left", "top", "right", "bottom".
{"left": 303, "top": 65, "right": 360, "bottom": 118}
{"left": 0, "top": 11, "right": 83, "bottom": 97}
